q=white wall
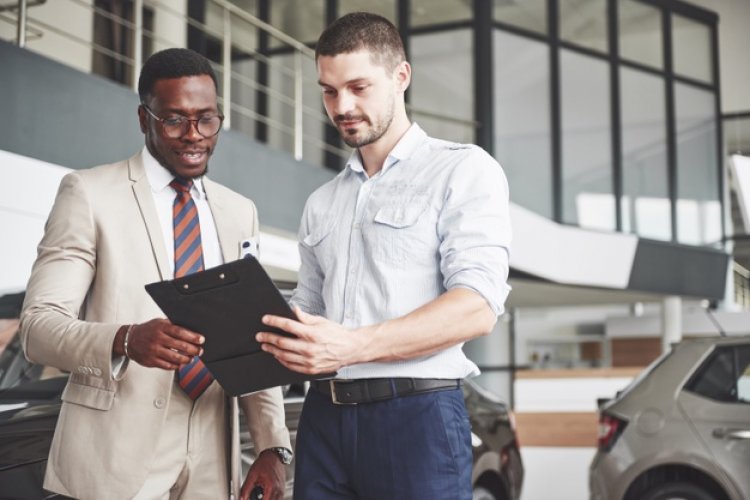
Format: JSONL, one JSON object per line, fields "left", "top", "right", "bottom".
{"left": 0, "top": 150, "right": 69, "bottom": 295}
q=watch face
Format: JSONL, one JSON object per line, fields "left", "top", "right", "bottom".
{"left": 273, "top": 447, "right": 293, "bottom": 464}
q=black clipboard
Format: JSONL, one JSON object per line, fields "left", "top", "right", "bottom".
{"left": 145, "top": 256, "right": 332, "bottom": 396}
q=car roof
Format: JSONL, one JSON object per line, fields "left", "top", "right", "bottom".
{"left": 602, "top": 336, "right": 750, "bottom": 414}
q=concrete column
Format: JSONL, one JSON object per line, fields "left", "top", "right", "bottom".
{"left": 661, "top": 296, "right": 682, "bottom": 353}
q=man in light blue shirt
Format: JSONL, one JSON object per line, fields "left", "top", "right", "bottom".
{"left": 257, "top": 12, "right": 511, "bottom": 500}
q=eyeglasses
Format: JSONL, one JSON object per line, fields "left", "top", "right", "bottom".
{"left": 142, "top": 105, "right": 223, "bottom": 139}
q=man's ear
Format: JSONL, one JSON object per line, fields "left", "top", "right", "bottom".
{"left": 394, "top": 60, "right": 411, "bottom": 94}
{"left": 137, "top": 105, "right": 148, "bottom": 134}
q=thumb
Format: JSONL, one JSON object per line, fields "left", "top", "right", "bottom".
{"left": 294, "top": 306, "right": 318, "bottom": 324}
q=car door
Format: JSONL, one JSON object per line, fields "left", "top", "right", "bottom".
{"left": 678, "top": 343, "right": 750, "bottom": 500}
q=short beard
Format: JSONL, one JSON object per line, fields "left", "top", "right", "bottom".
{"left": 338, "top": 97, "right": 395, "bottom": 148}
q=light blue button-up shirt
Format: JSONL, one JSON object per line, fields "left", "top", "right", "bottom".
{"left": 291, "top": 123, "right": 512, "bottom": 379}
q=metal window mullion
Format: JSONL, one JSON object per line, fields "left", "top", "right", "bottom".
{"left": 549, "top": 0, "right": 563, "bottom": 223}
{"left": 663, "top": 8, "right": 678, "bottom": 243}
{"left": 609, "top": 0, "right": 623, "bottom": 232}
{"left": 473, "top": 0, "right": 493, "bottom": 154}
{"left": 711, "top": 21, "right": 725, "bottom": 249}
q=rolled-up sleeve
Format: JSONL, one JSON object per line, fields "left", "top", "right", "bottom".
{"left": 437, "top": 147, "right": 512, "bottom": 316}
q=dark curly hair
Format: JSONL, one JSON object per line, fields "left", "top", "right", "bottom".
{"left": 137, "top": 48, "right": 218, "bottom": 103}
{"left": 316, "top": 12, "right": 405, "bottom": 72}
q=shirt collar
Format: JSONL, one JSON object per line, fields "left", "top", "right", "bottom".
{"left": 141, "top": 146, "right": 207, "bottom": 199}
{"left": 345, "top": 122, "right": 427, "bottom": 176}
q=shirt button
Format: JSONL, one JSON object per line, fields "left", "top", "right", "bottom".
{"left": 353, "top": 223, "right": 361, "bottom": 230}
{"left": 154, "top": 397, "right": 166, "bottom": 409}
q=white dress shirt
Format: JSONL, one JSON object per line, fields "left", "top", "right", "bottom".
{"left": 141, "top": 146, "right": 223, "bottom": 274}
{"left": 291, "top": 123, "right": 512, "bottom": 380}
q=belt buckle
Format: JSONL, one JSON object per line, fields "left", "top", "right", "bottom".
{"left": 329, "top": 379, "right": 357, "bottom": 405}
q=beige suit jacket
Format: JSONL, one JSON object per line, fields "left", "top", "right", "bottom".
{"left": 20, "top": 152, "right": 290, "bottom": 500}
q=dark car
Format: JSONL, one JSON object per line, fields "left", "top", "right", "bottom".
{"left": 0, "top": 294, "right": 523, "bottom": 500}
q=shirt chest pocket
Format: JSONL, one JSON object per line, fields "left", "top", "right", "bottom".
{"left": 369, "top": 201, "right": 431, "bottom": 267}
{"left": 302, "top": 223, "right": 337, "bottom": 270}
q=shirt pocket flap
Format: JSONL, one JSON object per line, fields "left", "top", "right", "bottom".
{"left": 61, "top": 380, "right": 115, "bottom": 411}
{"left": 302, "top": 224, "right": 333, "bottom": 247}
{"left": 373, "top": 203, "right": 428, "bottom": 229}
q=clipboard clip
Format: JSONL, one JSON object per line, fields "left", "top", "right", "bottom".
{"left": 172, "top": 266, "right": 240, "bottom": 295}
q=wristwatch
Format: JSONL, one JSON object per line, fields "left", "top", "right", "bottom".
{"left": 268, "top": 446, "right": 293, "bottom": 465}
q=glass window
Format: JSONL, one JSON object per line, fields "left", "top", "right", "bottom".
{"left": 619, "top": 0, "right": 662, "bottom": 69}
{"left": 688, "top": 346, "right": 750, "bottom": 404}
{"left": 620, "top": 67, "right": 670, "bottom": 241}
{"left": 672, "top": 14, "right": 712, "bottom": 84}
{"left": 410, "top": 30, "right": 474, "bottom": 144}
{"left": 559, "top": 0, "right": 608, "bottom": 53}
{"left": 738, "top": 351, "right": 750, "bottom": 403}
{"left": 560, "top": 50, "right": 614, "bottom": 230}
{"left": 339, "top": 0, "right": 396, "bottom": 23}
{"left": 493, "top": 0, "right": 546, "bottom": 35}
{"left": 270, "top": 0, "right": 325, "bottom": 47}
{"left": 494, "top": 30, "right": 552, "bottom": 218}
{"left": 724, "top": 117, "right": 750, "bottom": 157}
{"left": 675, "top": 83, "right": 720, "bottom": 246}
{"left": 411, "top": 0, "right": 471, "bottom": 28}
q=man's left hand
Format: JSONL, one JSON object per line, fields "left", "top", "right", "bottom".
{"left": 239, "top": 449, "right": 286, "bottom": 500}
{"left": 256, "top": 308, "right": 363, "bottom": 374}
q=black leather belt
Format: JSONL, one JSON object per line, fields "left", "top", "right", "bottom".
{"left": 310, "top": 378, "right": 462, "bottom": 405}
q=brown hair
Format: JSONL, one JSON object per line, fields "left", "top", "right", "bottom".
{"left": 315, "top": 12, "right": 406, "bottom": 72}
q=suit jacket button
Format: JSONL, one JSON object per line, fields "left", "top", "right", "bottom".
{"left": 154, "top": 397, "right": 166, "bottom": 409}
{"left": 93, "top": 368, "right": 102, "bottom": 376}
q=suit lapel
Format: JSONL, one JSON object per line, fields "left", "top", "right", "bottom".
{"left": 129, "top": 153, "right": 171, "bottom": 280}
{"left": 204, "top": 177, "right": 239, "bottom": 263}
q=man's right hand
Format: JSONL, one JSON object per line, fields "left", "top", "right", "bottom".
{"left": 113, "top": 319, "right": 204, "bottom": 370}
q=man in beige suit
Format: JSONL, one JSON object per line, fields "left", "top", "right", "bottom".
{"left": 20, "top": 48, "right": 291, "bottom": 500}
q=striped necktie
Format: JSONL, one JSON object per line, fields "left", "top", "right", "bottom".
{"left": 171, "top": 177, "right": 214, "bottom": 400}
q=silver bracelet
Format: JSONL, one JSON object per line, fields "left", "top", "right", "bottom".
{"left": 124, "top": 324, "right": 135, "bottom": 359}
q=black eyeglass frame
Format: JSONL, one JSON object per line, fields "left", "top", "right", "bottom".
{"left": 141, "top": 104, "right": 224, "bottom": 138}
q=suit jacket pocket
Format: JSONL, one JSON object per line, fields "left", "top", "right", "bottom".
{"left": 61, "top": 378, "right": 115, "bottom": 410}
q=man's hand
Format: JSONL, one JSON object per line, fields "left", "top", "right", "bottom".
{"left": 256, "top": 308, "right": 363, "bottom": 375}
{"left": 240, "top": 449, "right": 287, "bottom": 500}
{"left": 113, "top": 319, "right": 204, "bottom": 370}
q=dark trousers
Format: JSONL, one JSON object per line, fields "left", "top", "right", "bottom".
{"left": 292, "top": 387, "right": 473, "bottom": 500}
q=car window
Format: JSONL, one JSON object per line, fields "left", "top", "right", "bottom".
{"left": 736, "top": 347, "right": 750, "bottom": 403}
{"left": 686, "top": 345, "right": 750, "bottom": 404}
